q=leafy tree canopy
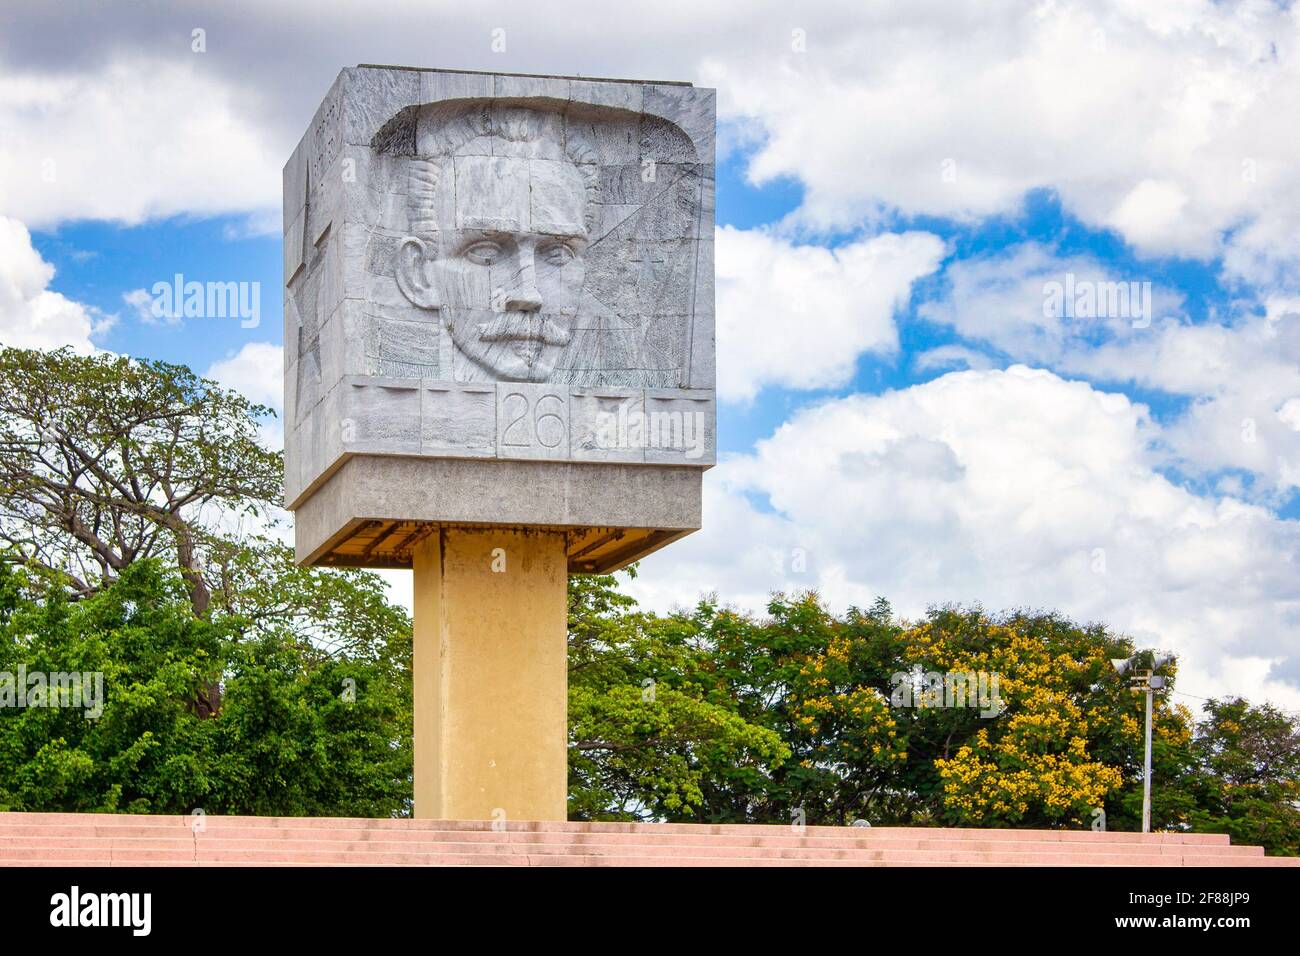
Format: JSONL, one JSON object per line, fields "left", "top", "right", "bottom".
{"left": 2, "top": 345, "right": 1296, "bottom": 854}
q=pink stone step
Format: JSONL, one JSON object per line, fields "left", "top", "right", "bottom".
{"left": 0, "top": 821, "right": 1244, "bottom": 852}
{"left": 2, "top": 812, "right": 1231, "bottom": 845}
{"left": 0, "top": 811, "right": 1289, "bottom": 866}
{"left": 23, "top": 841, "right": 1275, "bottom": 867}
{"left": 191, "top": 846, "right": 1271, "bottom": 866}
{"left": 0, "top": 830, "right": 1263, "bottom": 863}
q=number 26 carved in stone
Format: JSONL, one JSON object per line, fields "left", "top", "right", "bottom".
{"left": 500, "top": 389, "right": 567, "bottom": 454}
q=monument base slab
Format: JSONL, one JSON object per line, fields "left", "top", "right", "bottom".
{"left": 293, "top": 455, "right": 702, "bottom": 572}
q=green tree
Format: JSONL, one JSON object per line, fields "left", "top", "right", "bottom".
{"left": 560, "top": 581, "right": 1233, "bottom": 842}
{"left": 0, "top": 345, "right": 414, "bottom": 814}
{"left": 2, "top": 346, "right": 1294, "bottom": 849}
{"left": 0, "top": 346, "right": 281, "bottom": 617}
{"left": 1177, "top": 698, "right": 1300, "bottom": 855}
{"left": 0, "top": 557, "right": 411, "bottom": 816}
{"left": 567, "top": 572, "right": 788, "bottom": 820}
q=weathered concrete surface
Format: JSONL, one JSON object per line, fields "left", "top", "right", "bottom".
{"left": 412, "top": 529, "right": 568, "bottom": 822}
{"left": 292, "top": 456, "right": 701, "bottom": 568}
{"left": 285, "top": 378, "right": 715, "bottom": 511}
{"left": 282, "top": 69, "right": 716, "bottom": 826}
{"left": 284, "top": 66, "right": 717, "bottom": 567}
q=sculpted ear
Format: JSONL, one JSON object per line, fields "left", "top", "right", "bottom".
{"left": 395, "top": 237, "right": 441, "bottom": 310}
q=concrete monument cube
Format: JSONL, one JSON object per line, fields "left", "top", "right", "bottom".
{"left": 285, "top": 66, "right": 716, "bottom": 572}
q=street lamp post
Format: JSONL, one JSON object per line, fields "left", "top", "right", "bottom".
{"left": 1111, "top": 653, "right": 1173, "bottom": 834}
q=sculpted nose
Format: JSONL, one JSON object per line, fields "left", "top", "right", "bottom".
{"left": 505, "top": 245, "right": 543, "bottom": 312}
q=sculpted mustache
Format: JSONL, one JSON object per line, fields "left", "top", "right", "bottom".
{"left": 475, "top": 314, "right": 572, "bottom": 346}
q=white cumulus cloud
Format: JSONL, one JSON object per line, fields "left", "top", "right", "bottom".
{"left": 633, "top": 366, "right": 1300, "bottom": 709}
{"left": 717, "top": 225, "right": 945, "bottom": 401}
{"left": 206, "top": 341, "right": 284, "bottom": 412}
{"left": 0, "top": 216, "right": 109, "bottom": 352}
{"left": 0, "top": 58, "right": 280, "bottom": 228}
{"left": 705, "top": 0, "right": 1300, "bottom": 285}
{"left": 206, "top": 341, "right": 285, "bottom": 452}
{"left": 918, "top": 243, "right": 1186, "bottom": 366}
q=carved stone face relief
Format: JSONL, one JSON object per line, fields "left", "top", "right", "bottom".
{"left": 394, "top": 115, "right": 591, "bottom": 382}
{"left": 385, "top": 100, "right": 700, "bottom": 387}
{"left": 283, "top": 71, "right": 716, "bottom": 516}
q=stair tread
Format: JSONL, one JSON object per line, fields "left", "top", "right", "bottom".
{"left": 0, "top": 812, "right": 1289, "bottom": 867}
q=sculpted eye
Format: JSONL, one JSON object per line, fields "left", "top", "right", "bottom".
{"left": 463, "top": 240, "right": 504, "bottom": 265}
{"left": 540, "top": 242, "right": 576, "bottom": 266}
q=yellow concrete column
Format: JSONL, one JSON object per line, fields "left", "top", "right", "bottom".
{"left": 412, "top": 526, "right": 569, "bottom": 821}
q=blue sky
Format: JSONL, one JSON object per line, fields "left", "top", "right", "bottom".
{"left": 4, "top": 0, "right": 1300, "bottom": 709}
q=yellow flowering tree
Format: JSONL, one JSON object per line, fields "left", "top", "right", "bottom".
{"left": 911, "top": 610, "right": 1187, "bottom": 827}
{"left": 747, "top": 600, "right": 1191, "bottom": 830}
{"left": 567, "top": 577, "right": 1227, "bottom": 837}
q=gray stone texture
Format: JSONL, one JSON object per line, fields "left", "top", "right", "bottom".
{"left": 294, "top": 457, "right": 704, "bottom": 566}
{"left": 286, "top": 67, "right": 714, "bottom": 558}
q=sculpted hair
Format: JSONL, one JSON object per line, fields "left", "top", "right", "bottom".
{"left": 405, "top": 102, "right": 603, "bottom": 244}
